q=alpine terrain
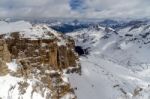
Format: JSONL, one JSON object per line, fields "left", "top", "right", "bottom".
{"left": 67, "top": 20, "right": 150, "bottom": 99}
{"left": 1, "top": 0, "right": 150, "bottom": 98}
{"left": 1, "top": 19, "right": 150, "bottom": 99}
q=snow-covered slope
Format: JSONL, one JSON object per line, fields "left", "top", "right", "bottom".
{"left": 0, "top": 21, "right": 63, "bottom": 40}
{"left": 67, "top": 24, "right": 150, "bottom": 99}
{"left": 68, "top": 25, "right": 118, "bottom": 51}
{"left": 0, "top": 21, "right": 67, "bottom": 46}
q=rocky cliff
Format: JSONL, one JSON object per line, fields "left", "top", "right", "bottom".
{"left": 0, "top": 21, "right": 80, "bottom": 99}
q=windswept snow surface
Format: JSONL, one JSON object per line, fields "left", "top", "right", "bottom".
{"left": 67, "top": 25, "right": 150, "bottom": 99}
{"left": 0, "top": 75, "right": 46, "bottom": 99}
{"left": 0, "top": 21, "right": 32, "bottom": 33}
{"left": 0, "top": 21, "right": 63, "bottom": 40}
{"left": 0, "top": 21, "right": 67, "bottom": 46}
{"left": 69, "top": 55, "right": 150, "bottom": 99}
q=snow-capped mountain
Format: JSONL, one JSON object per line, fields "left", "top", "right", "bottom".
{"left": 67, "top": 22, "right": 150, "bottom": 99}
{"left": 67, "top": 25, "right": 118, "bottom": 53}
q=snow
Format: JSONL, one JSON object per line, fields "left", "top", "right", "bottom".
{"left": 68, "top": 53, "right": 150, "bottom": 99}
{"left": 67, "top": 24, "right": 150, "bottom": 99}
{"left": 6, "top": 59, "right": 18, "bottom": 72}
{"left": 69, "top": 56, "right": 134, "bottom": 99}
{"left": 0, "top": 74, "right": 21, "bottom": 99}
{"left": 32, "top": 92, "right": 45, "bottom": 99}
{"left": 67, "top": 26, "right": 106, "bottom": 49}
{"left": 0, "top": 21, "right": 65, "bottom": 41}
{"left": 0, "top": 74, "right": 49, "bottom": 99}
{"left": 61, "top": 75, "right": 69, "bottom": 83}
{"left": 61, "top": 93, "right": 75, "bottom": 99}
{"left": 0, "top": 21, "right": 32, "bottom": 34}
{"left": 57, "top": 40, "right": 66, "bottom": 46}
{"left": 117, "top": 24, "right": 150, "bottom": 36}
{"left": 102, "top": 40, "right": 116, "bottom": 51}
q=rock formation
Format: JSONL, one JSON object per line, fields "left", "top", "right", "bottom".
{"left": 0, "top": 23, "right": 80, "bottom": 99}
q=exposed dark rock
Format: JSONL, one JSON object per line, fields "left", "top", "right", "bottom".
{"left": 75, "top": 46, "right": 84, "bottom": 55}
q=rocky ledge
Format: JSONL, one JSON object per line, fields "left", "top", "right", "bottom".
{"left": 0, "top": 21, "right": 80, "bottom": 99}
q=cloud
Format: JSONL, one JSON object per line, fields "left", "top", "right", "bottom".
{"left": 0, "top": 0, "right": 150, "bottom": 19}
{"left": 0, "top": 0, "right": 77, "bottom": 18}
{"left": 80, "top": 0, "right": 150, "bottom": 19}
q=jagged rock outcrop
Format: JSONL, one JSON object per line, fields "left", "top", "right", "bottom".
{"left": 2, "top": 32, "right": 79, "bottom": 71}
{"left": 0, "top": 39, "right": 11, "bottom": 62}
{"left": 0, "top": 40, "right": 11, "bottom": 76}
{"left": 0, "top": 22, "right": 80, "bottom": 99}
{"left": 0, "top": 59, "right": 9, "bottom": 76}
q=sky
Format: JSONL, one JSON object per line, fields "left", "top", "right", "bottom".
{"left": 0, "top": 0, "right": 150, "bottom": 19}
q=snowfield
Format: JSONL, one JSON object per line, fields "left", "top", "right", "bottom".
{"left": 0, "top": 21, "right": 62, "bottom": 40}
{"left": 0, "top": 75, "right": 47, "bottom": 99}
{"left": 67, "top": 24, "right": 150, "bottom": 99}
